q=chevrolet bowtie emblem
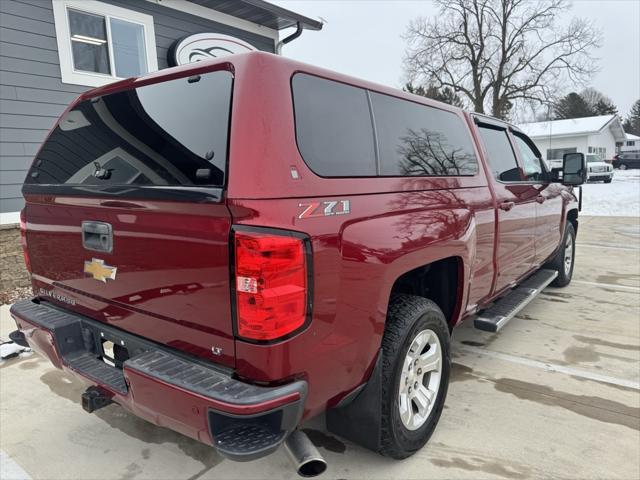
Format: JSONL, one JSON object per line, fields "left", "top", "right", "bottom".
{"left": 84, "top": 258, "right": 117, "bottom": 283}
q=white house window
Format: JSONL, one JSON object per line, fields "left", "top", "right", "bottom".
{"left": 111, "top": 18, "right": 148, "bottom": 77}
{"left": 547, "top": 147, "right": 577, "bottom": 160}
{"left": 53, "top": 0, "right": 157, "bottom": 87}
{"left": 68, "top": 10, "right": 110, "bottom": 74}
{"left": 588, "top": 146, "right": 607, "bottom": 159}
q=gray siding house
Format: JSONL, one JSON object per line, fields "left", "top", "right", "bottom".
{"left": 0, "top": 0, "right": 321, "bottom": 223}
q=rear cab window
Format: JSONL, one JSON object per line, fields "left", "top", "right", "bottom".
{"left": 291, "top": 73, "right": 478, "bottom": 178}
{"left": 25, "top": 70, "right": 233, "bottom": 191}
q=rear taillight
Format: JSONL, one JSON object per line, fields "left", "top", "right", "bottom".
{"left": 19, "top": 209, "right": 31, "bottom": 274}
{"left": 234, "top": 229, "right": 309, "bottom": 341}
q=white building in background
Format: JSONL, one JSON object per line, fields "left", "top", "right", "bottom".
{"left": 619, "top": 133, "right": 640, "bottom": 152}
{"left": 517, "top": 114, "right": 626, "bottom": 162}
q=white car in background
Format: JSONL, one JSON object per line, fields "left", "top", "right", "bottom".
{"left": 585, "top": 154, "right": 613, "bottom": 183}
{"left": 545, "top": 155, "right": 613, "bottom": 183}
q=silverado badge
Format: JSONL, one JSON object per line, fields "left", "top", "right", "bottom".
{"left": 84, "top": 258, "right": 117, "bottom": 283}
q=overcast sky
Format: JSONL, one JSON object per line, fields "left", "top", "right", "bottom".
{"left": 273, "top": 0, "right": 640, "bottom": 119}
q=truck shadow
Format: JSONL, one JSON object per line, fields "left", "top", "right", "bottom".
{"left": 39, "top": 369, "right": 223, "bottom": 476}
{"left": 37, "top": 367, "right": 359, "bottom": 466}
{"left": 36, "top": 364, "right": 509, "bottom": 475}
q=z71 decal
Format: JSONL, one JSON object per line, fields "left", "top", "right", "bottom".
{"left": 298, "top": 200, "right": 351, "bottom": 219}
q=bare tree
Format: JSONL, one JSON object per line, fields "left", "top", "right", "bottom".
{"left": 397, "top": 129, "right": 476, "bottom": 176}
{"left": 404, "top": 0, "right": 602, "bottom": 119}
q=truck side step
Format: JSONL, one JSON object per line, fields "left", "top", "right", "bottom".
{"left": 474, "top": 269, "right": 558, "bottom": 332}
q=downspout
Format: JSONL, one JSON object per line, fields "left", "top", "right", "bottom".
{"left": 276, "top": 22, "right": 303, "bottom": 54}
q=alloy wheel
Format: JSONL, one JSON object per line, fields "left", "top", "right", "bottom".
{"left": 398, "top": 328, "right": 442, "bottom": 430}
{"left": 564, "top": 233, "right": 573, "bottom": 276}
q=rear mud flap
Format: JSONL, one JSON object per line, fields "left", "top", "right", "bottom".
{"left": 326, "top": 350, "right": 383, "bottom": 452}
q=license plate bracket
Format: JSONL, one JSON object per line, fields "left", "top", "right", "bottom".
{"left": 99, "top": 331, "right": 129, "bottom": 368}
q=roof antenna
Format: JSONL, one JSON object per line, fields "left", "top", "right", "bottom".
{"left": 547, "top": 102, "right": 553, "bottom": 161}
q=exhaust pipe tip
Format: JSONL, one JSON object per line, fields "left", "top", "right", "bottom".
{"left": 297, "top": 458, "right": 327, "bottom": 478}
{"left": 284, "top": 430, "right": 327, "bottom": 477}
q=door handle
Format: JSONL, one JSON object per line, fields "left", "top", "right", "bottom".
{"left": 536, "top": 195, "right": 546, "bottom": 204}
{"left": 499, "top": 201, "right": 515, "bottom": 212}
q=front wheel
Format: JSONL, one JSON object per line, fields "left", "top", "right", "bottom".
{"left": 379, "top": 295, "right": 450, "bottom": 459}
{"left": 549, "top": 222, "right": 576, "bottom": 287}
{"left": 604, "top": 178, "right": 612, "bottom": 184}
{"left": 619, "top": 163, "right": 628, "bottom": 170}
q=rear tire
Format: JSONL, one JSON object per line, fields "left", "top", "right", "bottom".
{"left": 549, "top": 222, "right": 576, "bottom": 287}
{"left": 619, "top": 163, "right": 627, "bottom": 170}
{"left": 379, "top": 295, "right": 450, "bottom": 459}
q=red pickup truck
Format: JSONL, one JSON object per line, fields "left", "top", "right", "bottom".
{"left": 10, "top": 52, "right": 586, "bottom": 476}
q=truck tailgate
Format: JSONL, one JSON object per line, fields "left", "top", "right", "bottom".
{"left": 25, "top": 198, "right": 235, "bottom": 367}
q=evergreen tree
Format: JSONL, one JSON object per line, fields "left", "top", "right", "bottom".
{"left": 554, "top": 92, "right": 593, "bottom": 119}
{"left": 623, "top": 99, "right": 640, "bottom": 136}
{"left": 593, "top": 99, "right": 618, "bottom": 115}
{"left": 554, "top": 89, "right": 618, "bottom": 119}
{"left": 404, "top": 83, "right": 464, "bottom": 108}
{"left": 404, "top": 83, "right": 427, "bottom": 97}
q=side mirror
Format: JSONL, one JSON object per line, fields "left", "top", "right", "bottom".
{"left": 562, "top": 152, "right": 587, "bottom": 186}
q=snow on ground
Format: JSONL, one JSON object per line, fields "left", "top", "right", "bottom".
{"left": 580, "top": 169, "right": 640, "bottom": 217}
{"left": 0, "top": 342, "right": 27, "bottom": 359}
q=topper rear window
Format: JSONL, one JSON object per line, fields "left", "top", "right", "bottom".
{"left": 25, "top": 71, "right": 233, "bottom": 189}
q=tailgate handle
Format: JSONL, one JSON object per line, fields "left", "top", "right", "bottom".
{"left": 82, "top": 221, "right": 113, "bottom": 253}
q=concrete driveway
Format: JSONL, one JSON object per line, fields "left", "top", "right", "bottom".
{"left": 1, "top": 216, "right": 639, "bottom": 480}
